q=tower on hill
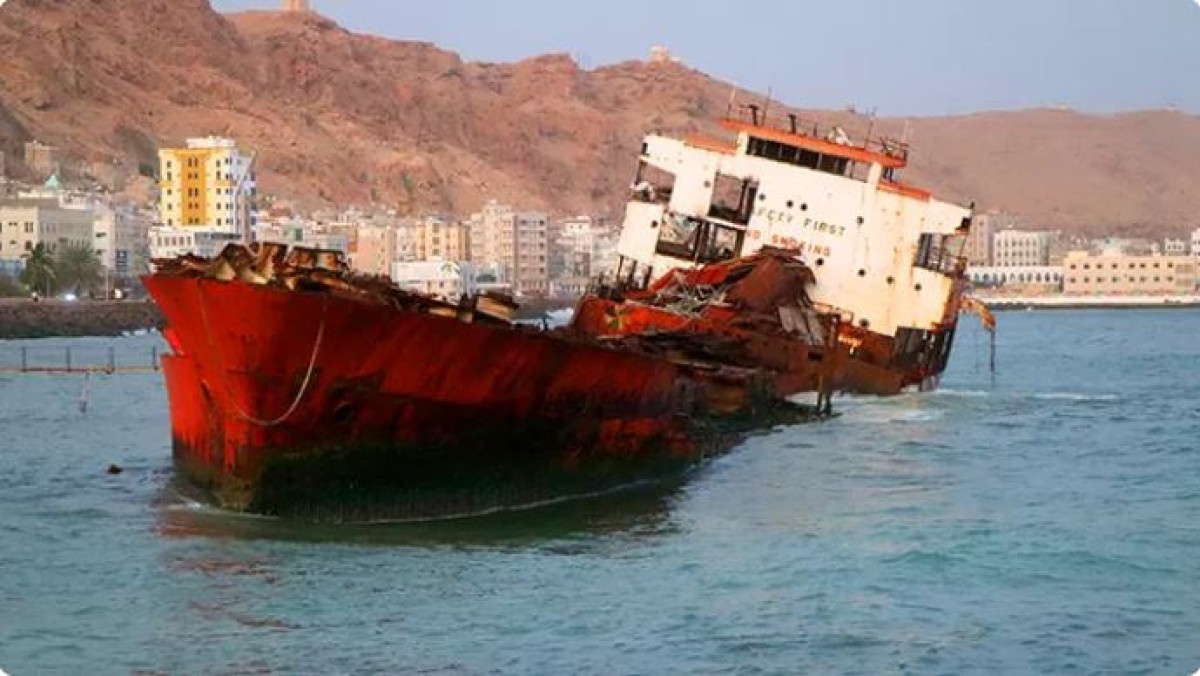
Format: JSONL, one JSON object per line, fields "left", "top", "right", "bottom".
{"left": 281, "top": 0, "right": 310, "bottom": 11}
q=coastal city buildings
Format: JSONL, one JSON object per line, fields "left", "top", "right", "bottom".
{"left": 1191, "top": 227, "right": 1200, "bottom": 257}
{"left": 152, "top": 136, "right": 256, "bottom": 258}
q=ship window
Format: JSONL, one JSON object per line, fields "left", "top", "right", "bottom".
{"left": 708, "top": 174, "right": 757, "bottom": 225}
{"left": 631, "top": 162, "right": 675, "bottom": 204}
{"left": 655, "top": 213, "right": 744, "bottom": 264}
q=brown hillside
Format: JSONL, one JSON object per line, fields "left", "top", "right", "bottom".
{"left": 0, "top": 0, "right": 1196, "bottom": 237}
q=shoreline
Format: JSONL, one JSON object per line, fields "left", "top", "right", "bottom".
{"left": 981, "top": 295, "right": 1200, "bottom": 311}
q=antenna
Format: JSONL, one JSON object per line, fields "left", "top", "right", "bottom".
{"left": 863, "top": 106, "right": 877, "bottom": 149}
{"left": 761, "top": 87, "right": 773, "bottom": 124}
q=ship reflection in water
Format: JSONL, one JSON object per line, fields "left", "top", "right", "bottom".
{"left": 156, "top": 475, "right": 687, "bottom": 548}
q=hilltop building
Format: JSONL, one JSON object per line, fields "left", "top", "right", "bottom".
{"left": 23, "top": 141, "right": 59, "bottom": 179}
{"left": 281, "top": 0, "right": 310, "bottom": 11}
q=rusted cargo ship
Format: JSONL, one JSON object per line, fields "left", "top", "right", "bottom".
{"left": 145, "top": 243, "right": 835, "bottom": 520}
{"left": 582, "top": 107, "right": 976, "bottom": 394}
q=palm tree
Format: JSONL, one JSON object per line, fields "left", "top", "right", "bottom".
{"left": 20, "top": 243, "right": 56, "bottom": 297}
{"left": 55, "top": 242, "right": 103, "bottom": 296}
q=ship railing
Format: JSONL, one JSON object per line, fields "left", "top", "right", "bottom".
{"left": 723, "top": 105, "right": 911, "bottom": 163}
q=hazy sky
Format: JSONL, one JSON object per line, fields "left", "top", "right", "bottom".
{"left": 211, "top": 0, "right": 1200, "bottom": 116}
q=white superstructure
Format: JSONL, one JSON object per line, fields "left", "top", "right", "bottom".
{"left": 612, "top": 111, "right": 973, "bottom": 341}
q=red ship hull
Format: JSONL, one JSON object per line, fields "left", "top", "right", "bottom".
{"left": 146, "top": 275, "right": 797, "bottom": 520}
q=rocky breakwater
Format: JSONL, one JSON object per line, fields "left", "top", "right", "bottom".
{"left": 0, "top": 299, "right": 164, "bottom": 339}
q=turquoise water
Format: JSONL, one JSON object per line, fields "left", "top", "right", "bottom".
{"left": 1, "top": 310, "right": 1198, "bottom": 674}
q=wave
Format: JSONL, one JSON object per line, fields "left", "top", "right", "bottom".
{"left": 1029, "top": 392, "right": 1119, "bottom": 402}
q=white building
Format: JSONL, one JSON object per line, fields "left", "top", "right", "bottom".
{"left": 992, "top": 229, "right": 1051, "bottom": 267}
{"left": 0, "top": 195, "right": 95, "bottom": 262}
{"left": 391, "top": 259, "right": 476, "bottom": 301}
{"left": 256, "top": 222, "right": 349, "bottom": 254}
{"left": 1163, "top": 237, "right": 1188, "bottom": 255}
{"left": 93, "top": 203, "right": 150, "bottom": 279}
{"left": 149, "top": 228, "right": 243, "bottom": 260}
{"left": 968, "top": 265, "right": 1063, "bottom": 289}
{"left": 1190, "top": 227, "right": 1200, "bottom": 257}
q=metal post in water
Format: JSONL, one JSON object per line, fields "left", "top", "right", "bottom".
{"left": 989, "top": 331, "right": 996, "bottom": 375}
{"left": 152, "top": 346, "right": 159, "bottom": 371}
{"left": 65, "top": 347, "right": 72, "bottom": 372}
{"left": 108, "top": 346, "right": 116, "bottom": 374}
{"left": 20, "top": 347, "right": 27, "bottom": 373}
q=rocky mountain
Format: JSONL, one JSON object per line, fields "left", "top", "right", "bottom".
{"left": 1, "top": 0, "right": 1197, "bottom": 237}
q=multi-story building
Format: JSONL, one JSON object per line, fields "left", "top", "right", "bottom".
{"left": 154, "top": 137, "right": 256, "bottom": 259}
{"left": 390, "top": 260, "right": 477, "bottom": 301}
{"left": 158, "top": 137, "right": 256, "bottom": 233}
{"left": 416, "top": 217, "right": 468, "bottom": 262}
{"left": 93, "top": 202, "right": 150, "bottom": 279}
{"left": 353, "top": 225, "right": 397, "bottom": 277}
{"left": 468, "top": 200, "right": 516, "bottom": 272}
{"left": 992, "top": 229, "right": 1051, "bottom": 268}
{"left": 965, "top": 210, "right": 1018, "bottom": 267}
{"left": 513, "top": 211, "right": 548, "bottom": 296}
{"left": 549, "top": 216, "right": 600, "bottom": 297}
{"left": 1063, "top": 251, "right": 1197, "bottom": 296}
{"left": 1187, "top": 227, "right": 1200, "bottom": 257}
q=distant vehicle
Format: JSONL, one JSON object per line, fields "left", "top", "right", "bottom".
{"left": 62, "top": 292, "right": 78, "bottom": 303}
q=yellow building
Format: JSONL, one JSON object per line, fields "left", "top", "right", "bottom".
{"left": 158, "top": 137, "right": 256, "bottom": 235}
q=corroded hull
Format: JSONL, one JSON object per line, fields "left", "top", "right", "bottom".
{"left": 569, "top": 249, "right": 843, "bottom": 404}
{"left": 147, "top": 275, "right": 792, "bottom": 520}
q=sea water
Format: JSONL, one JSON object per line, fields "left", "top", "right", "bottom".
{"left": 1, "top": 310, "right": 1198, "bottom": 674}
